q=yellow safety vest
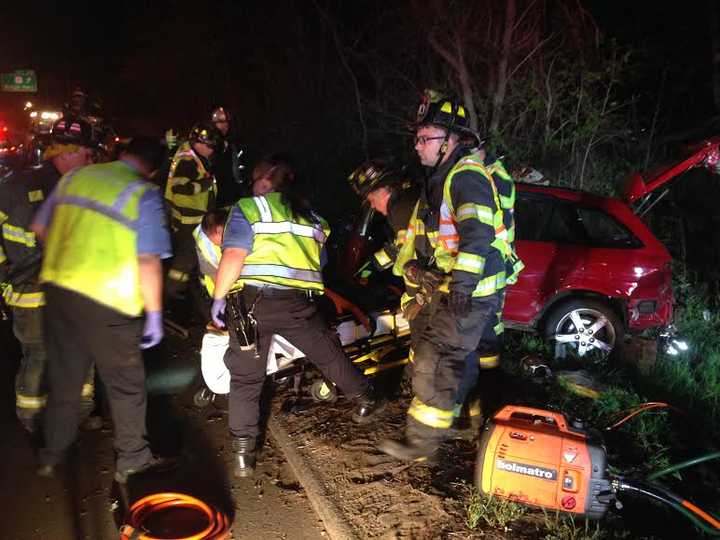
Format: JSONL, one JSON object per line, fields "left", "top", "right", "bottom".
{"left": 232, "top": 192, "right": 329, "bottom": 292}
{"left": 40, "top": 161, "right": 152, "bottom": 316}
{"left": 192, "top": 224, "right": 222, "bottom": 296}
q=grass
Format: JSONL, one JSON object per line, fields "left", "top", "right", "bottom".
{"left": 541, "top": 512, "right": 603, "bottom": 540}
{"left": 465, "top": 490, "right": 527, "bottom": 532}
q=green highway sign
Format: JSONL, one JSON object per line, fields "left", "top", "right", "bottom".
{"left": 1, "top": 70, "right": 37, "bottom": 92}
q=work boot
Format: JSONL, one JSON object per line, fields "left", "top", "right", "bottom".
{"left": 231, "top": 436, "right": 256, "bottom": 478}
{"left": 114, "top": 455, "right": 179, "bottom": 484}
{"left": 378, "top": 421, "right": 443, "bottom": 462}
{"left": 351, "top": 387, "right": 386, "bottom": 424}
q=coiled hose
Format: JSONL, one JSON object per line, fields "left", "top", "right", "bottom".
{"left": 119, "top": 492, "right": 231, "bottom": 540}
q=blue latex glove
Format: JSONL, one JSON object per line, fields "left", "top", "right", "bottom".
{"left": 141, "top": 311, "right": 163, "bottom": 349}
{"left": 211, "top": 297, "right": 227, "bottom": 329}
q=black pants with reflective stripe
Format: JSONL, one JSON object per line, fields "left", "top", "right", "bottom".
{"left": 408, "top": 292, "right": 501, "bottom": 437}
{"left": 225, "top": 290, "right": 368, "bottom": 439}
{"left": 166, "top": 223, "right": 198, "bottom": 299}
{"left": 12, "top": 305, "right": 46, "bottom": 428}
{"left": 40, "top": 285, "right": 152, "bottom": 471}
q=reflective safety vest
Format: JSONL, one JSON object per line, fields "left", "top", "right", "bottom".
{"left": 164, "top": 142, "right": 217, "bottom": 226}
{"left": 231, "top": 192, "right": 329, "bottom": 292}
{"left": 394, "top": 152, "right": 510, "bottom": 298}
{"left": 193, "top": 224, "right": 222, "bottom": 296}
{"left": 485, "top": 158, "right": 524, "bottom": 284}
{"left": 40, "top": 161, "right": 154, "bottom": 316}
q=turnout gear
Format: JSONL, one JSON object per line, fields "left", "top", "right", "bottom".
{"left": 448, "top": 290, "right": 472, "bottom": 318}
{"left": 0, "top": 162, "right": 95, "bottom": 430}
{"left": 41, "top": 161, "right": 155, "bottom": 316}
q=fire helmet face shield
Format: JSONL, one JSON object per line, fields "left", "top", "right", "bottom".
{"left": 347, "top": 160, "right": 400, "bottom": 199}
{"left": 189, "top": 124, "right": 224, "bottom": 152}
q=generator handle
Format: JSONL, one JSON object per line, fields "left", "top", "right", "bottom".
{"left": 494, "top": 405, "right": 567, "bottom": 429}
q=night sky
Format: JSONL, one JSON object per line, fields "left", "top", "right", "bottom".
{"left": 1, "top": 0, "right": 717, "bottom": 214}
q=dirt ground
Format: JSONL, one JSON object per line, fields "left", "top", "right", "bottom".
{"left": 0, "top": 323, "right": 326, "bottom": 540}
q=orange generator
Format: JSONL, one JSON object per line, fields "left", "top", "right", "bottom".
{"left": 476, "top": 405, "right": 614, "bottom": 519}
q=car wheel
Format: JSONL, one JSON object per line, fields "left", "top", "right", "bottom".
{"left": 310, "top": 380, "right": 338, "bottom": 403}
{"left": 193, "top": 386, "right": 214, "bottom": 408}
{"left": 543, "top": 299, "right": 623, "bottom": 361}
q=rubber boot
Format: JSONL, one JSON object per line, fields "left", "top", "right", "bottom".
{"left": 351, "top": 386, "right": 386, "bottom": 424}
{"left": 378, "top": 420, "right": 444, "bottom": 462}
{"left": 231, "top": 436, "right": 256, "bottom": 478}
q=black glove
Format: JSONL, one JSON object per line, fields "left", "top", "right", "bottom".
{"left": 448, "top": 290, "right": 472, "bottom": 318}
{"left": 403, "top": 260, "right": 444, "bottom": 296}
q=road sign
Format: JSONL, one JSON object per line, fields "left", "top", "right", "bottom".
{"left": 1, "top": 70, "right": 37, "bottom": 92}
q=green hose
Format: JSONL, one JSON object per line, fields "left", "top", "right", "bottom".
{"left": 648, "top": 452, "right": 720, "bottom": 481}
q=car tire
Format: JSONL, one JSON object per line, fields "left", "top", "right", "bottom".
{"left": 543, "top": 298, "right": 624, "bottom": 361}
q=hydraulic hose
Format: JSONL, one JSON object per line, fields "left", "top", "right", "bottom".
{"left": 647, "top": 451, "right": 720, "bottom": 481}
{"left": 119, "top": 492, "right": 231, "bottom": 540}
{"left": 616, "top": 479, "right": 720, "bottom": 536}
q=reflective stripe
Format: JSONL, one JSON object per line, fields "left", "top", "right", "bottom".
{"left": 0, "top": 252, "right": 5, "bottom": 264}
{"left": 168, "top": 269, "right": 190, "bottom": 282}
{"left": 81, "top": 382, "right": 95, "bottom": 398}
{"left": 0, "top": 209, "right": 7, "bottom": 222}
{"left": 55, "top": 195, "right": 139, "bottom": 230}
{"left": 468, "top": 398, "right": 483, "bottom": 417}
{"left": 170, "top": 207, "right": 204, "bottom": 225}
{"left": 240, "top": 264, "right": 322, "bottom": 284}
{"left": 473, "top": 272, "right": 506, "bottom": 297}
{"left": 373, "top": 248, "right": 393, "bottom": 269}
{"left": 478, "top": 354, "right": 500, "bottom": 369}
{"left": 16, "top": 394, "right": 47, "bottom": 409}
{"left": 251, "top": 221, "right": 327, "bottom": 243}
{"left": 2, "top": 224, "right": 36, "bottom": 247}
{"left": 254, "top": 196, "right": 273, "bottom": 222}
{"left": 3, "top": 284, "right": 44, "bottom": 307}
{"left": 28, "top": 189, "right": 44, "bottom": 203}
{"left": 407, "top": 397, "right": 454, "bottom": 429}
{"left": 456, "top": 203, "right": 494, "bottom": 225}
{"left": 194, "top": 226, "right": 220, "bottom": 268}
{"left": 455, "top": 252, "right": 485, "bottom": 274}
{"left": 113, "top": 180, "right": 146, "bottom": 212}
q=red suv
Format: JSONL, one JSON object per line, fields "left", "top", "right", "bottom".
{"left": 341, "top": 138, "right": 720, "bottom": 359}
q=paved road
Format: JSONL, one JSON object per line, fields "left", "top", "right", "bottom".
{"left": 1, "top": 322, "right": 325, "bottom": 540}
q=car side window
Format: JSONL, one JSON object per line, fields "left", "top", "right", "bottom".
{"left": 515, "top": 194, "right": 554, "bottom": 241}
{"left": 576, "top": 207, "right": 641, "bottom": 248}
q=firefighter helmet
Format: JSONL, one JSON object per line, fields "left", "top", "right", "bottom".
{"left": 414, "top": 89, "right": 480, "bottom": 144}
{"left": 50, "top": 117, "right": 94, "bottom": 147}
{"left": 347, "top": 160, "right": 401, "bottom": 198}
{"left": 211, "top": 106, "right": 230, "bottom": 124}
{"left": 189, "top": 124, "right": 224, "bottom": 151}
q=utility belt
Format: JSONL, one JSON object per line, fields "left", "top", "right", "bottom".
{"left": 226, "top": 292, "right": 258, "bottom": 355}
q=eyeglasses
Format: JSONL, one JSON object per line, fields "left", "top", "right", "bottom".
{"left": 414, "top": 135, "right": 445, "bottom": 146}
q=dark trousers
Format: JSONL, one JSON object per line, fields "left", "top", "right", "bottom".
{"left": 166, "top": 223, "right": 199, "bottom": 299}
{"left": 407, "top": 292, "right": 501, "bottom": 439}
{"left": 225, "top": 288, "right": 368, "bottom": 439}
{"left": 13, "top": 305, "right": 95, "bottom": 431}
{"left": 40, "top": 285, "right": 152, "bottom": 471}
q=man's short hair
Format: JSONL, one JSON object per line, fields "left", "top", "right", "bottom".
{"left": 123, "top": 136, "right": 165, "bottom": 172}
{"left": 201, "top": 208, "right": 229, "bottom": 234}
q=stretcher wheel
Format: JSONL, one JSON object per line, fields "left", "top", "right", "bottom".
{"left": 310, "top": 380, "right": 337, "bottom": 403}
{"left": 193, "top": 386, "right": 214, "bottom": 408}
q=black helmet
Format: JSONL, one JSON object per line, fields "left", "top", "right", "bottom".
{"left": 211, "top": 106, "right": 230, "bottom": 124}
{"left": 189, "top": 124, "right": 224, "bottom": 151}
{"left": 50, "top": 117, "right": 93, "bottom": 147}
{"left": 414, "top": 89, "right": 480, "bottom": 144}
{"left": 347, "top": 160, "right": 401, "bottom": 198}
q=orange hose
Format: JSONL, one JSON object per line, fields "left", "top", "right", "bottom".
{"left": 119, "top": 492, "right": 231, "bottom": 540}
{"left": 605, "top": 402, "right": 683, "bottom": 431}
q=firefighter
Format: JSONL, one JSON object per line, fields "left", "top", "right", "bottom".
{"left": 210, "top": 106, "right": 249, "bottom": 205}
{"left": 211, "top": 154, "right": 383, "bottom": 477}
{"left": 379, "top": 91, "right": 513, "bottom": 461}
{"left": 346, "top": 160, "right": 419, "bottom": 275}
{"left": 164, "top": 123, "right": 223, "bottom": 300}
{"left": 32, "top": 137, "right": 176, "bottom": 482}
{"left": 0, "top": 118, "right": 97, "bottom": 435}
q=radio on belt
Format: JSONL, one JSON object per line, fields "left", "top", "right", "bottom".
{"left": 476, "top": 405, "right": 614, "bottom": 519}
